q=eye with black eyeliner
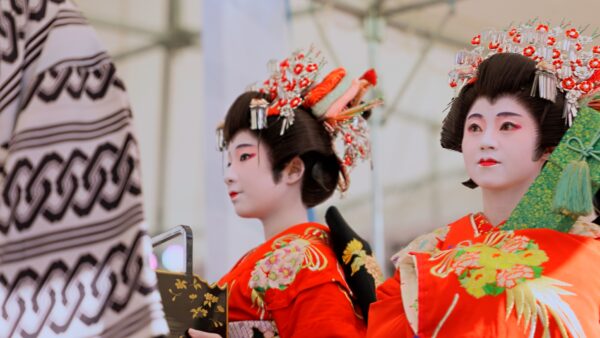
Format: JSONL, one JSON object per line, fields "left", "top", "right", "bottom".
{"left": 467, "top": 123, "right": 482, "bottom": 132}
{"left": 500, "top": 121, "right": 521, "bottom": 131}
{"left": 239, "top": 153, "right": 256, "bottom": 161}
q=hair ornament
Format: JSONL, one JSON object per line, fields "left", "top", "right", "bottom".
{"left": 531, "top": 60, "right": 558, "bottom": 103}
{"left": 249, "top": 98, "right": 269, "bottom": 130}
{"left": 307, "top": 67, "right": 381, "bottom": 172}
{"left": 254, "top": 47, "right": 383, "bottom": 174}
{"left": 216, "top": 121, "right": 225, "bottom": 152}
{"left": 259, "top": 47, "right": 325, "bottom": 135}
{"left": 449, "top": 21, "right": 600, "bottom": 126}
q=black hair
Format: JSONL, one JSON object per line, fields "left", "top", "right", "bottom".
{"left": 441, "top": 53, "right": 567, "bottom": 158}
{"left": 222, "top": 91, "right": 345, "bottom": 208}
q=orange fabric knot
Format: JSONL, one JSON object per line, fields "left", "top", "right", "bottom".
{"left": 304, "top": 67, "right": 346, "bottom": 108}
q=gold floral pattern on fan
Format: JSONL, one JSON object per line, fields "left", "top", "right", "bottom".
{"left": 156, "top": 271, "right": 228, "bottom": 338}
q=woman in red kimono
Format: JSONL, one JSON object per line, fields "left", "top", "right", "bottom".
{"left": 367, "top": 23, "right": 600, "bottom": 338}
{"left": 190, "top": 48, "right": 382, "bottom": 338}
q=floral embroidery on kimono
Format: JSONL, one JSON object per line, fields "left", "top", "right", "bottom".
{"left": 428, "top": 226, "right": 585, "bottom": 337}
{"left": 248, "top": 226, "right": 329, "bottom": 315}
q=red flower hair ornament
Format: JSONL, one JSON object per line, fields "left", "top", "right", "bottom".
{"left": 241, "top": 47, "right": 383, "bottom": 179}
{"left": 450, "top": 21, "right": 600, "bottom": 125}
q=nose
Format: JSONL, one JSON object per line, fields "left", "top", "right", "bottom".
{"left": 224, "top": 164, "right": 236, "bottom": 186}
{"left": 479, "top": 128, "right": 498, "bottom": 150}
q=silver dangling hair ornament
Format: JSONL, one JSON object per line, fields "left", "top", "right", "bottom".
{"left": 216, "top": 122, "right": 225, "bottom": 152}
{"left": 249, "top": 98, "right": 269, "bottom": 130}
{"left": 532, "top": 60, "right": 558, "bottom": 102}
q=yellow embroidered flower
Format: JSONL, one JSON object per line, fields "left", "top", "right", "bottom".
{"left": 350, "top": 256, "right": 364, "bottom": 276}
{"left": 342, "top": 239, "right": 363, "bottom": 264}
{"left": 476, "top": 245, "right": 518, "bottom": 270}
{"left": 515, "top": 249, "right": 548, "bottom": 266}
{"left": 461, "top": 267, "right": 496, "bottom": 298}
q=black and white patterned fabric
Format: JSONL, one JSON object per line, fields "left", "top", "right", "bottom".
{"left": 0, "top": 1, "right": 169, "bottom": 337}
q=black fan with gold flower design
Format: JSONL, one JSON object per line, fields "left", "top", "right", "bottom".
{"left": 152, "top": 225, "right": 228, "bottom": 337}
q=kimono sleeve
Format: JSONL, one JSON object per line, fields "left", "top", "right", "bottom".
{"left": 260, "top": 241, "right": 366, "bottom": 337}
{"left": 366, "top": 271, "right": 414, "bottom": 337}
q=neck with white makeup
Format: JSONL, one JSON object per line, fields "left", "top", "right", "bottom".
{"left": 259, "top": 185, "right": 309, "bottom": 240}
{"left": 480, "top": 176, "right": 536, "bottom": 226}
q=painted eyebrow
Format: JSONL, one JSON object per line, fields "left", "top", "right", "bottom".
{"left": 234, "top": 143, "right": 256, "bottom": 150}
{"left": 466, "top": 111, "right": 522, "bottom": 120}
{"left": 227, "top": 143, "right": 257, "bottom": 155}
{"left": 496, "top": 111, "right": 522, "bottom": 118}
{"left": 466, "top": 113, "right": 483, "bottom": 120}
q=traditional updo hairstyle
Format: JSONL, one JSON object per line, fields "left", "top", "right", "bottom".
{"left": 440, "top": 53, "right": 568, "bottom": 188}
{"left": 223, "top": 91, "right": 346, "bottom": 208}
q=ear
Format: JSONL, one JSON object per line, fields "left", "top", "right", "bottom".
{"left": 282, "top": 156, "right": 305, "bottom": 185}
{"left": 540, "top": 147, "right": 555, "bottom": 161}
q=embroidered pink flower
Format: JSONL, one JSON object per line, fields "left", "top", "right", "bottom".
{"left": 284, "top": 250, "right": 304, "bottom": 269}
{"left": 275, "top": 265, "right": 297, "bottom": 286}
{"left": 249, "top": 268, "right": 268, "bottom": 290}
{"left": 496, "top": 264, "right": 534, "bottom": 288}
{"left": 262, "top": 252, "right": 284, "bottom": 271}
{"left": 267, "top": 270, "right": 282, "bottom": 289}
{"left": 451, "top": 251, "right": 481, "bottom": 275}
{"left": 250, "top": 239, "right": 308, "bottom": 291}
{"left": 500, "top": 235, "right": 530, "bottom": 253}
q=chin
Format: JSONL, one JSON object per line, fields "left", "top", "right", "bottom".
{"left": 472, "top": 178, "right": 509, "bottom": 190}
{"left": 233, "top": 206, "right": 255, "bottom": 218}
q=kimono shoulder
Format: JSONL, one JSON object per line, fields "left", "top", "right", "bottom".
{"left": 248, "top": 223, "right": 351, "bottom": 311}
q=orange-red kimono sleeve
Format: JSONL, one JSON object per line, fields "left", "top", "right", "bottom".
{"left": 261, "top": 238, "right": 366, "bottom": 337}
{"left": 270, "top": 281, "right": 366, "bottom": 338}
{"left": 366, "top": 270, "right": 414, "bottom": 337}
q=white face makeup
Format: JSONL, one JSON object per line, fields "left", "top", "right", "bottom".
{"left": 223, "top": 130, "right": 289, "bottom": 219}
{"left": 461, "top": 96, "right": 547, "bottom": 191}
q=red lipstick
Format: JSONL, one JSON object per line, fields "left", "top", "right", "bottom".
{"left": 229, "top": 192, "right": 239, "bottom": 199}
{"left": 478, "top": 158, "right": 499, "bottom": 167}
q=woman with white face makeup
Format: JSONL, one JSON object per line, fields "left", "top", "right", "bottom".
{"left": 189, "top": 49, "right": 383, "bottom": 338}
{"left": 367, "top": 24, "right": 600, "bottom": 338}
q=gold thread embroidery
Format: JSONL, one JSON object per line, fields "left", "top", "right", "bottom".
{"left": 342, "top": 239, "right": 384, "bottom": 286}
{"left": 432, "top": 293, "right": 459, "bottom": 338}
{"left": 428, "top": 231, "right": 584, "bottom": 337}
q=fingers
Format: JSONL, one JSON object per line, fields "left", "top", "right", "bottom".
{"left": 187, "top": 328, "right": 222, "bottom": 338}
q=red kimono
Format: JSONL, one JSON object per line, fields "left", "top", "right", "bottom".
{"left": 367, "top": 213, "right": 600, "bottom": 338}
{"left": 218, "top": 222, "right": 366, "bottom": 337}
